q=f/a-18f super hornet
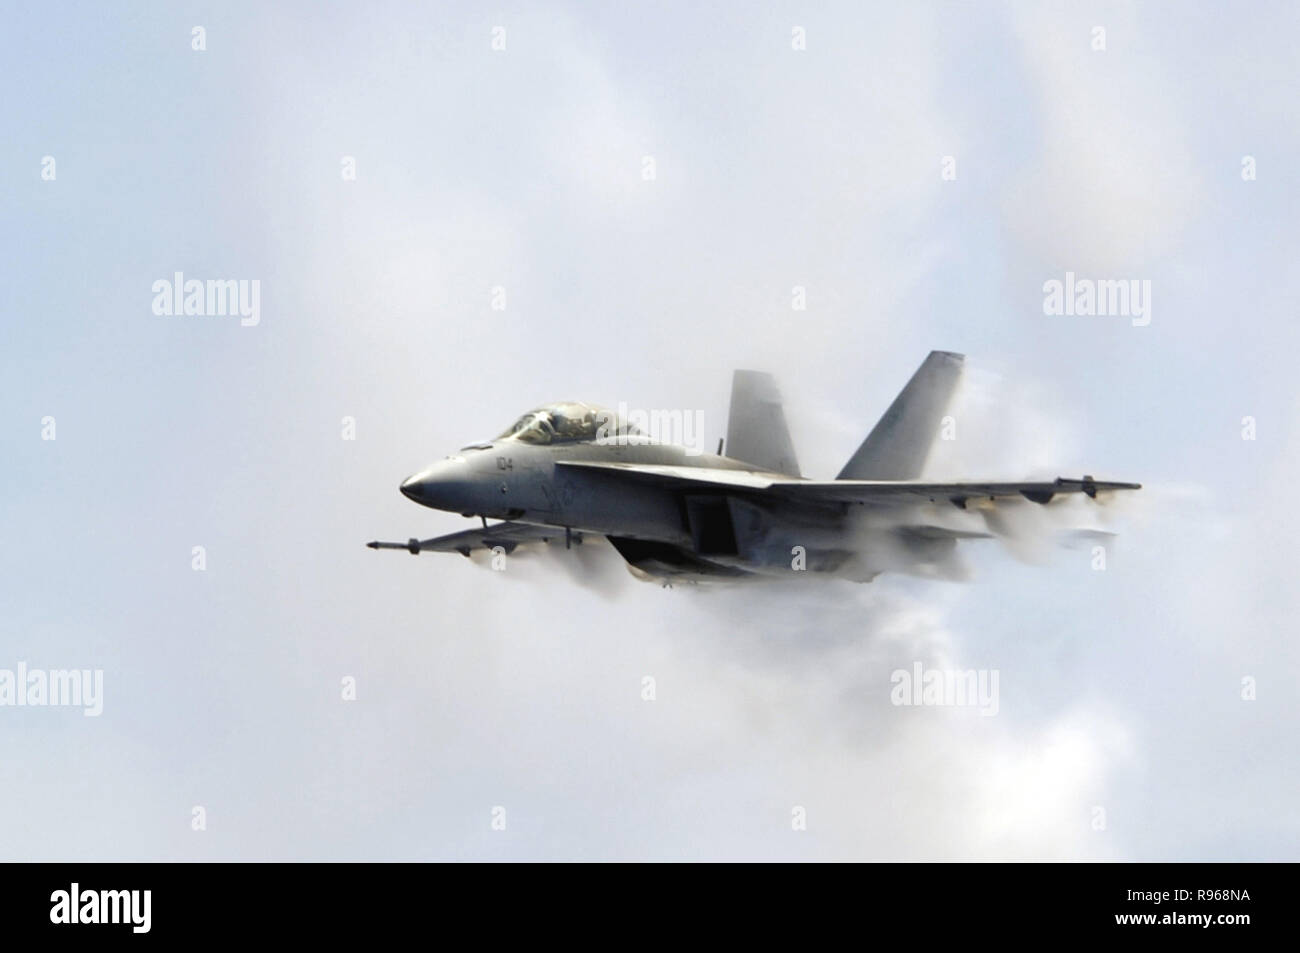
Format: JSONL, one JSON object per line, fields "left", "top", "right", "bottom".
{"left": 368, "top": 352, "right": 1140, "bottom": 583}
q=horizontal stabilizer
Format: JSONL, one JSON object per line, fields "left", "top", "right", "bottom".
{"left": 896, "top": 525, "right": 993, "bottom": 541}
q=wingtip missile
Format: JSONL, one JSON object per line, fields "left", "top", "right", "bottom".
{"left": 366, "top": 539, "right": 422, "bottom": 554}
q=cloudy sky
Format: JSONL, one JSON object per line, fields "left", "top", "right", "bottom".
{"left": 2, "top": 0, "right": 1297, "bottom": 860}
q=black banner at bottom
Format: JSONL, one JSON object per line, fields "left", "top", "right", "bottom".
{"left": 0, "top": 861, "right": 1281, "bottom": 941}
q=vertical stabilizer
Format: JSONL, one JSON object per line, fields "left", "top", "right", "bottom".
{"left": 726, "top": 370, "right": 801, "bottom": 476}
{"left": 836, "top": 351, "right": 964, "bottom": 481}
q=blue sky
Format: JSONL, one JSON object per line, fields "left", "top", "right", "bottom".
{"left": 1, "top": 0, "right": 1297, "bottom": 859}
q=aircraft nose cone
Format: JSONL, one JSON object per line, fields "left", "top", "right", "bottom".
{"left": 398, "top": 463, "right": 468, "bottom": 512}
{"left": 400, "top": 474, "right": 423, "bottom": 502}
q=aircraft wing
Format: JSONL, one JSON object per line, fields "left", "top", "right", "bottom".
{"left": 367, "top": 521, "right": 574, "bottom": 556}
{"left": 768, "top": 476, "right": 1141, "bottom": 506}
{"left": 556, "top": 461, "right": 1140, "bottom": 506}
{"left": 557, "top": 461, "right": 783, "bottom": 489}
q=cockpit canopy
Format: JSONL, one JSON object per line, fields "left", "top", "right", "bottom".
{"left": 495, "top": 401, "right": 641, "bottom": 445}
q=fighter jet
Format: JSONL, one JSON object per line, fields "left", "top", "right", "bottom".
{"left": 368, "top": 351, "right": 1139, "bottom": 583}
